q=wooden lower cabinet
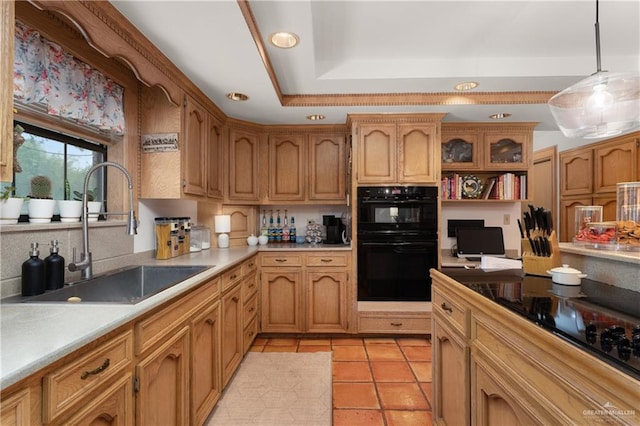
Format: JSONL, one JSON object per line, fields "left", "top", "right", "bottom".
{"left": 221, "top": 283, "right": 243, "bottom": 387}
{"left": 190, "top": 301, "right": 222, "bottom": 426}
{"left": 135, "top": 326, "right": 190, "bottom": 426}
{"left": 0, "top": 387, "right": 32, "bottom": 426}
{"left": 432, "top": 270, "right": 640, "bottom": 425}
{"left": 259, "top": 251, "right": 350, "bottom": 333}
{"left": 64, "top": 373, "right": 133, "bottom": 426}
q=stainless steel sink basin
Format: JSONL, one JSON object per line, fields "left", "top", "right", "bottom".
{"left": 23, "top": 265, "right": 211, "bottom": 304}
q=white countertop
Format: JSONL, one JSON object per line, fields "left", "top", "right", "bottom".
{"left": 559, "top": 242, "right": 640, "bottom": 265}
{"left": 0, "top": 243, "right": 351, "bottom": 390}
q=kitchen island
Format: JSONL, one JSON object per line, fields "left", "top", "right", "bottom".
{"left": 431, "top": 268, "right": 639, "bottom": 425}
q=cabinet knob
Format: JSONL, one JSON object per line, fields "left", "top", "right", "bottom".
{"left": 81, "top": 358, "right": 110, "bottom": 380}
{"left": 441, "top": 302, "right": 453, "bottom": 313}
{"left": 230, "top": 274, "right": 237, "bottom": 280}
{"left": 232, "top": 296, "right": 239, "bottom": 302}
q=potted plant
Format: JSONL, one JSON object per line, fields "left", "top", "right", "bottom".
{"left": 74, "top": 188, "right": 101, "bottom": 222}
{"left": 27, "top": 176, "right": 56, "bottom": 223}
{"left": 0, "top": 186, "right": 25, "bottom": 224}
{"left": 57, "top": 179, "right": 82, "bottom": 222}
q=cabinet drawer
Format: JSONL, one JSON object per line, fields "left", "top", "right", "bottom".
{"left": 135, "top": 278, "right": 218, "bottom": 355}
{"left": 359, "top": 314, "right": 430, "bottom": 334}
{"left": 242, "top": 256, "right": 258, "bottom": 275}
{"left": 260, "top": 253, "right": 303, "bottom": 267}
{"left": 242, "top": 272, "right": 258, "bottom": 301}
{"left": 433, "top": 288, "right": 467, "bottom": 336}
{"left": 306, "top": 253, "right": 349, "bottom": 267}
{"left": 243, "top": 317, "right": 258, "bottom": 353}
{"left": 243, "top": 293, "right": 258, "bottom": 324}
{"left": 221, "top": 265, "right": 243, "bottom": 293}
{"left": 43, "top": 330, "right": 133, "bottom": 423}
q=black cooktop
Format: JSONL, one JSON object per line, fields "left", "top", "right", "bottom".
{"left": 439, "top": 268, "right": 640, "bottom": 380}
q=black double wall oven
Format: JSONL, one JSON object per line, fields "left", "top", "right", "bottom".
{"left": 357, "top": 186, "right": 438, "bottom": 301}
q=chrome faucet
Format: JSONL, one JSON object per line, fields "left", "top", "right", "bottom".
{"left": 68, "top": 161, "right": 137, "bottom": 280}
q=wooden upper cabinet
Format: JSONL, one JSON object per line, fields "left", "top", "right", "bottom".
{"left": 441, "top": 132, "right": 482, "bottom": 171}
{"left": 397, "top": 124, "right": 439, "bottom": 184}
{"left": 183, "top": 96, "right": 207, "bottom": 196}
{"left": 356, "top": 124, "right": 397, "bottom": 183}
{"left": 309, "top": 134, "right": 346, "bottom": 201}
{"left": 483, "top": 131, "right": 530, "bottom": 170}
{"left": 268, "top": 135, "right": 305, "bottom": 201}
{"left": 594, "top": 137, "right": 639, "bottom": 193}
{"left": 207, "top": 116, "right": 224, "bottom": 199}
{"left": 560, "top": 148, "right": 593, "bottom": 197}
{"left": 227, "top": 127, "right": 260, "bottom": 202}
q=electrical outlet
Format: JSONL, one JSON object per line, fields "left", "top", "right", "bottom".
{"left": 503, "top": 214, "right": 511, "bottom": 225}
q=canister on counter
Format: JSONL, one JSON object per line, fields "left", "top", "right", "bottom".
{"left": 574, "top": 206, "right": 602, "bottom": 242}
{"left": 616, "top": 182, "right": 640, "bottom": 247}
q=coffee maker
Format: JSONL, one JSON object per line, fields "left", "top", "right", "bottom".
{"left": 323, "top": 215, "right": 345, "bottom": 244}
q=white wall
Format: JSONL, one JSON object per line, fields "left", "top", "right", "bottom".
{"left": 134, "top": 199, "right": 198, "bottom": 253}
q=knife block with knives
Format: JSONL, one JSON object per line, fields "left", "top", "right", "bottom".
{"left": 521, "top": 231, "right": 561, "bottom": 276}
{"left": 519, "top": 205, "right": 561, "bottom": 276}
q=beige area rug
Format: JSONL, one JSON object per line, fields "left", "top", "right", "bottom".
{"left": 206, "top": 352, "right": 332, "bottom": 426}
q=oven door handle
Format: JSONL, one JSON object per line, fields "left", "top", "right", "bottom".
{"left": 392, "top": 246, "right": 435, "bottom": 254}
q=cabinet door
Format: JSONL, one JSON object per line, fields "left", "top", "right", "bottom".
{"left": 560, "top": 148, "right": 593, "bottom": 196}
{"left": 306, "top": 271, "right": 348, "bottom": 333}
{"left": 191, "top": 301, "right": 221, "bottom": 426}
{"left": 356, "top": 124, "right": 396, "bottom": 183}
{"left": 206, "top": 115, "right": 224, "bottom": 199}
{"left": 260, "top": 270, "right": 303, "bottom": 332}
{"left": 441, "top": 133, "right": 482, "bottom": 171}
{"left": 268, "top": 134, "right": 305, "bottom": 201}
{"left": 433, "top": 320, "right": 469, "bottom": 426}
{"left": 559, "top": 197, "right": 593, "bottom": 242}
{"left": 472, "top": 360, "right": 540, "bottom": 426}
{"left": 593, "top": 195, "right": 617, "bottom": 222}
{"left": 0, "top": 387, "right": 31, "bottom": 426}
{"left": 228, "top": 128, "right": 260, "bottom": 202}
{"left": 221, "top": 284, "right": 243, "bottom": 387}
{"left": 594, "top": 138, "right": 638, "bottom": 193}
{"left": 64, "top": 374, "right": 133, "bottom": 426}
{"left": 397, "top": 124, "right": 439, "bottom": 183}
{"left": 483, "top": 133, "right": 529, "bottom": 170}
{"left": 183, "top": 96, "right": 207, "bottom": 196}
{"left": 136, "top": 326, "right": 189, "bottom": 426}
{"left": 309, "top": 134, "right": 346, "bottom": 201}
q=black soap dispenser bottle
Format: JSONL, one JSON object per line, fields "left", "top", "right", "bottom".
{"left": 44, "top": 239, "right": 65, "bottom": 290}
{"left": 22, "top": 242, "right": 45, "bottom": 296}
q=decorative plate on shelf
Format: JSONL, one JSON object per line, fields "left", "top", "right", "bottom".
{"left": 462, "top": 175, "right": 483, "bottom": 198}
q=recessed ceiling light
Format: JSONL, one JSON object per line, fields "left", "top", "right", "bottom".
{"left": 489, "top": 113, "right": 512, "bottom": 119}
{"left": 306, "top": 114, "right": 325, "bottom": 121}
{"left": 270, "top": 32, "right": 299, "bottom": 49}
{"left": 454, "top": 81, "right": 478, "bottom": 91}
{"left": 226, "top": 92, "right": 248, "bottom": 101}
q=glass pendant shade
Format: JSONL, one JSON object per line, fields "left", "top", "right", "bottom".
{"left": 549, "top": 71, "right": 640, "bottom": 139}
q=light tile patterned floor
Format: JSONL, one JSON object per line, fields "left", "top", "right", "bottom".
{"left": 250, "top": 336, "right": 433, "bottom": 426}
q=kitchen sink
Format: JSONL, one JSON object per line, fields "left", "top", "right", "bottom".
{"left": 23, "top": 265, "right": 211, "bottom": 304}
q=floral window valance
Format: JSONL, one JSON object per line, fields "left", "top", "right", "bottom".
{"left": 13, "top": 21, "right": 125, "bottom": 135}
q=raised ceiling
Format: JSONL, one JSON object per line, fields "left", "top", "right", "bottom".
{"left": 111, "top": 0, "right": 640, "bottom": 131}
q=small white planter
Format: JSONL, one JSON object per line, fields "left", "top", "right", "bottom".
{"left": 58, "top": 200, "right": 83, "bottom": 222}
{"left": 87, "top": 201, "right": 102, "bottom": 222}
{"left": 28, "top": 198, "right": 56, "bottom": 223}
{"left": 0, "top": 197, "right": 25, "bottom": 224}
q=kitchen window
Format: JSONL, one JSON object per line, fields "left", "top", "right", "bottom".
{"left": 12, "top": 121, "right": 106, "bottom": 220}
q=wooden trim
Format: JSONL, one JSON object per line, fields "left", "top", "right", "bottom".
{"left": 1, "top": 0, "right": 14, "bottom": 180}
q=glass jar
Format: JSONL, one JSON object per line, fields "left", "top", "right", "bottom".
{"left": 190, "top": 227, "right": 203, "bottom": 252}
{"left": 574, "top": 206, "right": 602, "bottom": 242}
{"left": 616, "top": 182, "right": 640, "bottom": 223}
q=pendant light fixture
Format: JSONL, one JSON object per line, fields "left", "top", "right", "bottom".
{"left": 548, "top": 0, "right": 640, "bottom": 139}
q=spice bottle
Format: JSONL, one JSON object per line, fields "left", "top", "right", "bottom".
{"left": 22, "top": 242, "right": 45, "bottom": 296}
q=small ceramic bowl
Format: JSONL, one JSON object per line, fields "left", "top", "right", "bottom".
{"left": 258, "top": 235, "right": 269, "bottom": 245}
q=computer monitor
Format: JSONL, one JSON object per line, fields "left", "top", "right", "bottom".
{"left": 456, "top": 227, "right": 505, "bottom": 260}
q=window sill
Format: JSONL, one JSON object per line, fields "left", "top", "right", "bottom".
{"left": 0, "top": 220, "right": 127, "bottom": 234}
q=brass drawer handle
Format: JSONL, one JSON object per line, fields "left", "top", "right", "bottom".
{"left": 275, "top": 258, "right": 287, "bottom": 263}
{"left": 390, "top": 322, "right": 403, "bottom": 327}
{"left": 441, "top": 303, "right": 453, "bottom": 313}
{"left": 81, "top": 358, "right": 110, "bottom": 380}
{"left": 320, "top": 259, "right": 333, "bottom": 263}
